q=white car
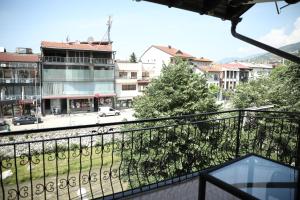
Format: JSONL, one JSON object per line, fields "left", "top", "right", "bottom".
{"left": 98, "top": 107, "right": 120, "bottom": 117}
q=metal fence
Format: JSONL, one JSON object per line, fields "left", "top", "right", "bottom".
{"left": 0, "top": 110, "right": 299, "bottom": 200}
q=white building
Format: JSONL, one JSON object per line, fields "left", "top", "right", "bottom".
{"left": 140, "top": 45, "right": 212, "bottom": 78}
{"left": 231, "top": 61, "right": 273, "bottom": 80}
{"left": 115, "top": 61, "right": 143, "bottom": 109}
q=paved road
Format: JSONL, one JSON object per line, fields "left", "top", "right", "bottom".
{"left": 7, "top": 109, "right": 135, "bottom": 132}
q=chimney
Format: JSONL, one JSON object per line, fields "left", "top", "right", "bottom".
{"left": 168, "top": 45, "right": 172, "bottom": 49}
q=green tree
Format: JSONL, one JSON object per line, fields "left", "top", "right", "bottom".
{"left": 129, "top": 52, "right": 137, "bottom": 63}
{"left": 134, "top": 59, "right": 219, "bottom": 118}
{"left": 232, "top": 63, "right": 300, "bottom": 112}
{"left": 121, "top": 59, "right": 221, "bottom": 188}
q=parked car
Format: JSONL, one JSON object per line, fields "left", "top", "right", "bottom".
{"left": 12, "top": 115, "right": 42, "bottom": 126}
{"left": 98, "top": 107, "right": 120, "bottom": 117}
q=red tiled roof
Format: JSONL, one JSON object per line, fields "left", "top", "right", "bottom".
{"left": 153, "top": 45, "right": 193, "bottom": 58}
{"left": 41, "top": 41, "right": 112, "bottom": 52}
{"left": 192, "top": 57, "right": 213, "bottom": 62}
{"left": 221, "top": 63, "right": 250, "bottom": 69}
{"left": 0, "top": 53, "right": 39, "bottom": 62}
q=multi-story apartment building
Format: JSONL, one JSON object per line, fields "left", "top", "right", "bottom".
{"left": 41, "top": 41, "right": 115, "bottom": 114}
{"left": 0, "top": 48, "right": 40, "bottom": 117}
{"left": 115, "top": 61, "right": 143, "bottom": 109}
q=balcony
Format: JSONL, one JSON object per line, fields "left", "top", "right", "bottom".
{"left": 0, "top": 78, "right": 40, "bottom": 84}
{"left": 0, "top": 110, "right": 299, "bottom": 200}
{"left": 43, "top": 56, "right": 114, "bottom": 65}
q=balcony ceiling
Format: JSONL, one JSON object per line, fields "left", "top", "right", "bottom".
{"left": 140, "top": 0, "right": 300, "bottom": 21}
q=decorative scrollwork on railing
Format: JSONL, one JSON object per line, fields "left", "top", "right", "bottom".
{"left": 7, "top": 186, "right": 29, "bottom": 200}
{"left": 81, "top": 174, "right": 90, "bottom": 185}
{"left": 94, "top": 144, "right": 102, "bottom": 154}
{"left": 71, "top": 148, "right": 80, "bottom": 158}
{"left": 35, "top": 183, "right": 45, "bottom": 195}
{"left": 47, "top": 152, "right": 56, "bottom": 161}
{"left": 1, "top": 157, "right": 13, "bottom": 169}
{"left": 103, "top": 171, "right": 110, "bottom": 180}
{"left": 90, "top": 172, "right": 98, "bottom": 182}
{"left": 19, "top": 154, "right": 29, "bottom": 166}
{"left": 81, "top": 147, "right": 90, "bottom": 156}
{"left": 45, "top": 182, "right": 55, "bottom": 193}
{"left": 31, "top": 152, "right": 41, "bottom": 165}
{"left": 68, "top": 177, "right": 77, "bottom": 187}
{"left": 103, "top": 145, "right": 111, "bottom": 153}
{"left": 115, "top": 141, "right": 123, "bottom": 151}
{"left": 58, "top": 178, "right": 68, "bottom": 189}
{"left": 7, "top": 189, "right": 18, "bottom": 200}
{"left": 57, "top": 151, "right": 67, "bottom": 160}
{"left": 111, "top": 169, "right": 119, "bottom": 179}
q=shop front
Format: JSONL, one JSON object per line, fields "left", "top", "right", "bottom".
{"left": 94, "top": 94, "right": 116, "bottom": 111}
{"left": 69, "top": 98, "right": 93, "bottom": 113}
{"left": 116, "top": 97, "right": 134, "bottom": 109}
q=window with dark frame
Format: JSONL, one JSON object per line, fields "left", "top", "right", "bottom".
{"left": 122, "top": 84, "right": 136, "bottom": 91}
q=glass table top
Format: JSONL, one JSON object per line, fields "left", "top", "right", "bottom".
{"left": 209, "top": 155, "right": 298, "bottom": 200}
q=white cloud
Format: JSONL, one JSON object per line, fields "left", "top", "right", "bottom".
{"left": 238, "top": 16, "right": 300, "bottom": 55}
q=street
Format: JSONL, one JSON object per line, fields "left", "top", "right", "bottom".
{"left": 7, "top": 109, "right": 135, "bottom": 132}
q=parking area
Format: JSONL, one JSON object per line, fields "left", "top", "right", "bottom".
{"left": 5, "top": 109, "right": 135, "bottom": 132}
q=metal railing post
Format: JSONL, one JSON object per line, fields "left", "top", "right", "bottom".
{"left": 235, "top": 110, "right": 243, "bottom": 158}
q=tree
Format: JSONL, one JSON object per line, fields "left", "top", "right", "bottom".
{"left": 121, "top": 59, "right": 220, "bottom": 188}
{"left": 133, "top": 59, "right": 219, "bottom": 118}
{"left": 129, "top": 52, "right": 137, "bottom": 63}
{"left": 232, "top": 63, "right": 300, "bottom": 112}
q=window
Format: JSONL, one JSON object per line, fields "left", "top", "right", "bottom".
{"left": 119, "top": 72, "right": 127, "bottom": 78}
{"left": 122, "top": 84, "right": 136, "bottom": 91}
{"left": 131, "top": 72, "right": 137, "bottom": 79}
{"left": 213, "top": 74, "right": 219, "bottom": 81}
{"left": 234, "top": 71, "right": 237, "bottom": 79}
{"left": 230, "top": 71, "right": 233, "bottom": 78}
{"left": 142, "top": 71, "right": 149, "bottom": 78}
{"left": 226, "top": 71, "right": 229, "bottom": 78}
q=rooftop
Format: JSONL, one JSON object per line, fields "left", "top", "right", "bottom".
{"left": 153, "top": 45, "right": 193, "bottom": 58}
{"left": 0, "top": 52, "right": 39, "bottom": 62}
{"left": 192, "top": 57, "right": 213, "bottom": 62}
{"left": 41, "top": 41, "right": 113, "bottom": 52}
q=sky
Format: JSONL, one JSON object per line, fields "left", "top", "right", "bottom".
{"left": 0, "top": 0, "right": 299, "bottom": 61}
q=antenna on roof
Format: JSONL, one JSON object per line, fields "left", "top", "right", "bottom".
{"left": 66, "top": 35, "right": 70, "bottom": 42}
{"left": 101, "top": 16, "right": 113, "bottom": 44}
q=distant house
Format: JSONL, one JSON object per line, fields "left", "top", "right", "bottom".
{"left": 191, "top": 57, "right": 213, "bottom": 67}
{"left": 140, "top": 45, "right": 193, "bottom": 78}
{"left": 231, "top": 61, "right": 273, "bottom": 80}
{"left": 196, "top": 63, "right": 251, "bottom": 90}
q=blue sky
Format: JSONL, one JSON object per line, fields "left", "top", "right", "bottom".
{"left": 0, "top": 0, "right": 299, "bottom": 61}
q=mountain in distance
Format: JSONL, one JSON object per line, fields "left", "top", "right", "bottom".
{"left": 218, "top": 42, "right": 300, "bottom": 64}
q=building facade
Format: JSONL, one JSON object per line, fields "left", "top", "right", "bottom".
{"left": 231, "top": 62, "right": 273, "bottom": 80}
{"left": 115, "top": 61, "right": 142, "bottom": 109}
{"left": 0, "top": 49, "right": 40, "bottom": 117}
{"left": 41, "top": 41, "right": 115, "bottom": 114}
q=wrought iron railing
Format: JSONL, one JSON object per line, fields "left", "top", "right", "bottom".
{"left": 43, "top": 56, "right": 114, "bottom": 65}
{"left": 0, "top": 110, "right": 299, "bottom": 199}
